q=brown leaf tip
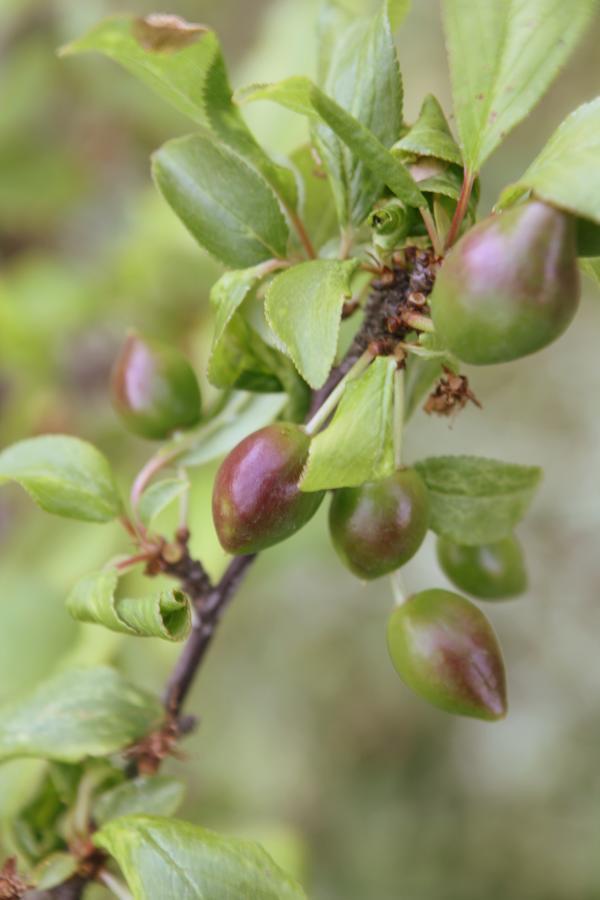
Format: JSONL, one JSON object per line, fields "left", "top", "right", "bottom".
{"left": 132, "top": 14, "right": 209, "bottom": 53}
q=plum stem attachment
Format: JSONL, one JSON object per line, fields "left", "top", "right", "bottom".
{"left": 390, "top": 569, "right": 409, "bottom": 607}
{"left": 393, "top": 367, "right": 405, "bottom": 469}
{"left": 402, "top": 311, "right": 435, "bottom": 334}
{"left": 420, "top": 206, "right": 443, "bottom": 257}
{"left": 445, "top": 169, "right": 475, "bottom": 250}
{"left": 304, "top": 349, "right": 374, "bottom": 436}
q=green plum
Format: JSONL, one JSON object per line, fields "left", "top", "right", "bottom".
{"left": 430, "top": 200, "right": 579, "bottom": 364}
{"left": 111, "top": 333, "right": 201, "bottom": 439}
{"left": 437, "top": 534, "right": 527, "bottom": 600}
{"left": 329, "top": 468, "right": 429, "bottom": 580}
{"left": 212, "top": 423, "right": 324, "bottom": 554}
{"left": 387, "top": 589, "right": 507, "bottom": 721}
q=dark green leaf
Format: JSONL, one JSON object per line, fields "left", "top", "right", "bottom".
{"left": 415, "top": 455, "right": 542, "bottom": 545}
{"left": 152, "top": 134, "right": 289, "bottom": 268}
{"left": 577, "top": 217, "right": 600, "bottom": 258}
{"left": 93, "top": 776, "right": 184, "bottom": 826}
{"left": 0, "top": 435, "right": 122, "bottom": 523}
{"left": 442, "top": 0, "right": 595, "bottom": 171}
{"left": 94, "top": 815, "right": 307, "bottom": 899}
{"left": 301, "top": 357, "right": 396, "bottom": 491}
{"left": 394, "top": 94, "right": 461, "bottom": 165}
{"left": 0, "top": 667, "right": 162, "bottom": 763}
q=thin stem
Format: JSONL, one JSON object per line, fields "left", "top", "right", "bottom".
{"left": 390, "top": 570, "right": 408, "bottom": 607}
{"left": 445, "top": 170, "right": 475, "bottom": 250}
{"left": 98, "top": 870, "right": 133, "bottom": 900}
{"left": 393, "top": 368, "right": 404, "bottom": 469}
{"left": 286, "top": 205, "right": 316, "bottom": 259}
{"left": 178, "top": 467, "right": 191, "bottom": 532}
{"left": 402, "top": 311, "right": 435, "bottom": 334}
{"left": 304, "top": 349, "right": 374, "bottom": 436}
{"left": 420, "top": 206, "right": 443, "bottom": 257}
{"left": 339, "top": 226, "right": 354, "bottom": 260}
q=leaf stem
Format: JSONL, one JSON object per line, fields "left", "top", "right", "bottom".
{"left": 419, "top": 206, "right": 443, "bottom": 257}
{"left": 445, "top": 169, "right": 475, "bottom": 249}
{"left": 390, "top": 569, "right": 409, "bottom": 607}
{"left": 98, "top": 870, "right": 133, "bottom": 900}
{"left": 304, "top": 349, "right": 374, "bottom": 436}
{"left": 286, "top": 205, "right": 316, "bottom": 259}
{"left": 393, "top": 367, "right": 404, "bottom": 469}
{"left": 402, "top": 311, "right": 435, "bottom": 334}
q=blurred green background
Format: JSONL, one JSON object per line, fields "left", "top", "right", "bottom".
{"left": 1, "top": 1, "right": 600, "bottom": 898}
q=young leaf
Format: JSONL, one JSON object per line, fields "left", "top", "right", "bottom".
{"left": 393, "top": 94, "right": 462, "bottom": 165}
{"left": 237, "top": 77, "right": 424, "bottom": 211}
{"left": 66, "top": 570, "right": 191, "bottom": 642}
{"left": 152, "top": 134, "right": 289, "bottom": 268}
{"left": 0, "top": 667, "right": 162, "bottom": 763}
{"left": 314, "top": 0, "right": 404, "bottom": 224}
{"left": 94, "top": 815, "right": 307, "bottom": 899}
{"left": 179, "top": 392, "right": 287, "bottom": 467}
{"left": 496, "top": 98, "right": 600, "bottom": 226}
{"left": 93, "top": 776, "right": 184, "bottom": 826}
{"left": 0, "top": 435, "right": 122, "bottom": 523}
{"left": 301, "top": 357, "right": 396, "bottom": 491}
{"left": 265, "top": 259, "right": 360, "bottom": 389}
{"left": 442, "top": 0, "right": 595, "bottom": 172}
{"left": 32, "top": 853, "right": 78, "bottom": 891}
{"left": 415, "top": 456, "right": 542, "bottom": 545}
{"left": 138, "top": 477, "right": 188, "bottom": 528}
{"left": 60, "top": 15, "right": 296, "bottom": 208}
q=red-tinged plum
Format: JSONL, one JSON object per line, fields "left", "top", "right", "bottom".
{"left": 387, "top": 588, "right": 507, "bottom": 721}
{"left": 430, "top": 200, "right": 579, "bottom": 364}
{"left": 212, "top": 423, "right": 324, "bottom": 554}
{"left": 111, "top": 333, "right": 201, "bottom": 440}
{"left": 437, "top": 534, "right": 527, "bottom": 600}
{"left": 329, "top": 468, "right": 429, "bottom": 580}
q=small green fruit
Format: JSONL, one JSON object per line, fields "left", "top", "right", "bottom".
{"left": 437, "top": 534, "right": 527, "bottom": 600}
{"left": 111, "top": 333, "right": 201, "bottom": 440}
{"left": 328, "top": 468, "right": 429, "bottom": 580}
{"left": 431, "top": 200, "right": 579, "bottom": 364}
{"left": 212, "top": 423, "right": 324, "bottom": 554}
{"left": 387, "top": 589, "right": 507, "bottom": 721}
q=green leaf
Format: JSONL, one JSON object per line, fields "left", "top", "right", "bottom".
{"left": 66, "top": 570, "right": 191, "bottom": 642}
{"left": 496, "top": 98, "right": 600, "bottom": 225}
{"left": 580, "top": 257, "right": 600, "bottom": 287}
{"left": 60, "top": 15, "right": 296, "bottom": 208}
{"left": 313, "top": 0, "right": 404, "bottom": 225}
{"left": 0, "top": 435, "right": 122, "bottom": 523}
{"left": 265, "top": 259, "right": 359, "bottom": 389}
{"left": 415, "top": 455, "right": 542, "bottom": 545}
{"left": 0, "top": 667, "right": 162, "bottom": 763}
{"left": 442, "top": 0, "right": 595, "bottom": 172}
{"left": 237, "top": 77, "right": 424, "bottom": 211}
{"left": 94, "top": 815, "right": 307, "bottom": 900}
{"left": 393, "top": 94, "right": 462, "bottom": 165}
{"left": 152, "top": 134, "right": 289, "bottom": 268}
{"left": 138, "top": 477, "right": 188, "bottom": 528}
{"left": 93, "top": 776, "right": 184, "bottom": 826}
{"left": 577, "top": 217, "right": 600, "bottom": 258}
{"left": 301, "top": 357, "right": 396, "bottom": 491}
{"left": 33, "top": 853, "right": 78, "bottom": 890}
{"left": 289, "top": 144, "right": 339, "bottom": 251}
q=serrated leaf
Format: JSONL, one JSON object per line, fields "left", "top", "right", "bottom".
{"left": 580, "top": 258, "right": 600, "bottom": 287}
{"left": 301, "top": 357, "right": 396, "bottom": 491}
{"left": 60, "top": 15, "right": 296, "bottom": 208}
{"left": 94, "top": 815, "right": 307, "bottom": 900}
{"left": 33, "top": 853, "right": 78, "bottom": 890}
{"left": 394, "top": 94, "right": 462, "bottom": 165}
{"left": 0, "top": 668, "right": 162, "bottom": 763}
{"left": 237, "top": 77, "right": 424, "bottom": 211}
{"left": 153, "top": 134, "right": 289, "bottom": 268}
{"left": 442, "top": 0, "right": 594, "bottom": 172}
{"left": 66, "top": 570, "right": 191, "bottom": 642}
{"left": 415, "top": 456, "right": 542, "bottom": 545}
{"left": 138, "top": 477, "right": 188, "bottom": 527}
{"left": 93, "top": 776, "right": 184, "bottom": 826}
{"left": 0, "top": 435, "right": 122, "bottom": 523}
{"left": 179, "top": 392, "right": 287, "bottom": 467}
{"left": 265, "top": 259, "right": 359, "bottom": 389}
{"left": 496, "top": 98, "right": 600, "bottom": 226}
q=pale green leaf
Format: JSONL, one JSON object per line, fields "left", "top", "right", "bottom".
{"left": 0, "top": 667, "right": 162, "bottom": 762}
{"left": 0, "top": 435, "right": 122, "bottom": 523}
{"left": 152, "top": 134, "right": 289, "bottom": 268}
{"left": 496, "top": 98, "right": 600, "bottom": 225}
{"left": 66, "top": 570, "right": 191, "bottom": 642}
{"left": 442, "top": 0, "right": 595, "bottom": 171}
{"left": 265, "top": 259, "right": 359, "bottom": 389}
{"left": 93, "top": 776, "right": 184, "bottom": 826}
{"left": 94, "top": 815, "right": 307, "bottom": 899}
{"left": 415, "top": 455, "right": 542, "bottom": 545}
{"left": 179, "top": 392, "right": 287, "bottom": 467}
{"left": 33, "top": 853, "right": 78, "bottom": 890}
{"left": 138, "top": 477, "right": 188, "bottom": 527}
{"left": 580, "top": 257, "right": 600, "bottom": 287}
{"left": 289, "top": 144, "right": 339, "bottom": 251}
{"left": 394, "top": 94, "right": 462, "bottom": 165}
{"left": 301, "top": 357, "right": 396, "bottom": 491}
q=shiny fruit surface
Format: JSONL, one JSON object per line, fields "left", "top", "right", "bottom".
{"left": 212, "top": 423, "right": 324, "bottom": 554}
{"left": 437, "top": 534, "right": 527, "bottom": 600}
{"left": 387, "top": 589, "right": 507, "bottom": 721}
{"left": 431, "top": 200, "right": 579, "bottom": 364}
{"left": 111, "top": 333, "right": 201, "bottom": 439}
{"left": 329, "top": 468, "right": 429, "bottom": 580}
